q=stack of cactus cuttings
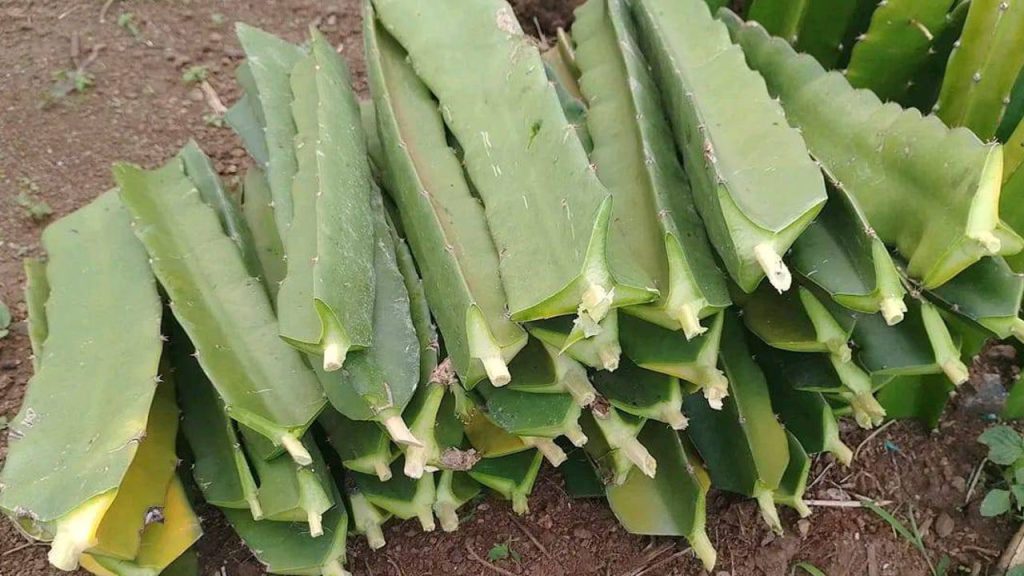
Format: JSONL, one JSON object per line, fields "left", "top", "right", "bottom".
{"left": 18, "top": 1, "right": 1024, "bottom": 573}
{"left": 630, "top": 0, "right": 827, "bottom": 294}
{"left": 371, "top": 0, "right": 658, "bottom": 334}
{"left": 277, "top": 29, "right": 376, "bottom": 373}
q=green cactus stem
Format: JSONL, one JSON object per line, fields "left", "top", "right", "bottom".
{"left": 789, "top": 182, "right": 908, "bottom": 325}
{"left": 936, "top": 0, "right": 1024, "bottom": 140}
{"left": 573, "top": 0, "right": 730, "bottom": 337}
{"left": 723, "top": 10, "right": 1009, "bottom": 287}
{"left": 277, "top": 31, "right": 375, "bottom": 372}
{"left": 0, "top": 191, "right": 162, "bottom": 570}
{"left": 773, "top": 432, "right": 813, "bottom": 518}
{"left": 116, "top": 158, "right": 325, "bottom": 461}
{"left": 314, "top": 187, "right": 420, "bottom": 447}
{"left": 364, "top": 10, "right": 527, "bottom": 388}
{"left": 234, "top": 24, "right": 305, "bottom": 239}
{"left": 354, "top": 460, "right": 437, "bottom": 532}
{"left": 845, "top": 0, "right": 957, "bottom": 102}
{"left": 631, "top": 0, "right": 827, "bottom": 293}
{"left": 370, "top": 0, "right": 657, "bottom": 326}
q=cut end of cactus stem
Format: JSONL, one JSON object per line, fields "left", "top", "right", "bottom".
{"left": 403, "top": 447, "right": 428, "bottom": 479}
{"left": 755, "top": 489, "right": 784, "bottom": 535}
{"left": 280, "top": 434, "right": 314, "bottom": 466}
{"left": 418, "top": 511, "right": 436, "bottom": 532}
{"left": 599, "top": 346, "right": 621, "bottom": 371}
{"left": 322, "top": 341, "right": 348, "bottom": 372}
{"left": 793, "top": 499, "right": 813, "bottom": 519}
{"left": 308, "top": 510, "right": 325, "bottom": 538}
{"left": 703, "top": 377, "right": 729, "bottom": 411}
{"left": 435, "top": 501, "right": 460, "bottom": 532}
{"left": 690, "top": 530, "right": 718, "bottom": 572}
{"left": 662, "top": 407, "right": 689, "bottom": 430}
{"left": 580, "top": 283, "right": 614, "bottom": 325}
{"left": 754, "top": 243, "right": 791, "bottom": 293}
{"left": 47, "top": 493, "right": 114, "bottom": 571}
{"left": 481, "top": 354, "right": 511, "bottom": 387}
{"left": 965, "top": 145, "right": 1003, "bottom": 256}
{"left": 525, "top": 437, "right": 568, "bottom": 467}
{"left": 565, "top": 425, "right": 588, "bottom": 447}
{"left": 671, "top": 302, "right": 707, "bottom": 340}
{"left": 512, "top": 493, "right": 530, "bottom": 515}
{"left": 621, "top": 437, "right": 657, "bottom": 478}
{"left": 374, "top": 460, "right": 393, "bottom": 482}
{"left": 850, "top": 392, "right": 886, "bottom": 429}
{"left": 942, "top": 360, "right": 970, "bottom": 386}
{"left": 829, "top": 438, "right": 855, "bottom": 467}
{"left": 879, "top": 297, "right": 907, "bottom": 326}
{"left": 365, "top": 522, "right": 386, "bottom": 550}
{"left": 382, "top": 415, "right": 423, "bottom": 447}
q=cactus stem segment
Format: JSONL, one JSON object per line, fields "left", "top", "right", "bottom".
{"left": 523, "top": 437, "right": 568, "bottom": 467}
{"left": 754, "top": 243, "right": 792, "bottom": 293}
{"left": 879, "top": 296, "right": 907, "bottom": 326}
{"left": 48, "top": 492, "right": 117, "bottom": 571}
{"left": 381, "top": 415, "right": 423, "bottom": 447}
{"left": 280, "top": 434, "right": 314, "bottom": 466}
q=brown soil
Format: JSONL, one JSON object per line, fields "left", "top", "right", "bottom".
{"left": 0, "top": 1, "right": 1019, "bottom": 575}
